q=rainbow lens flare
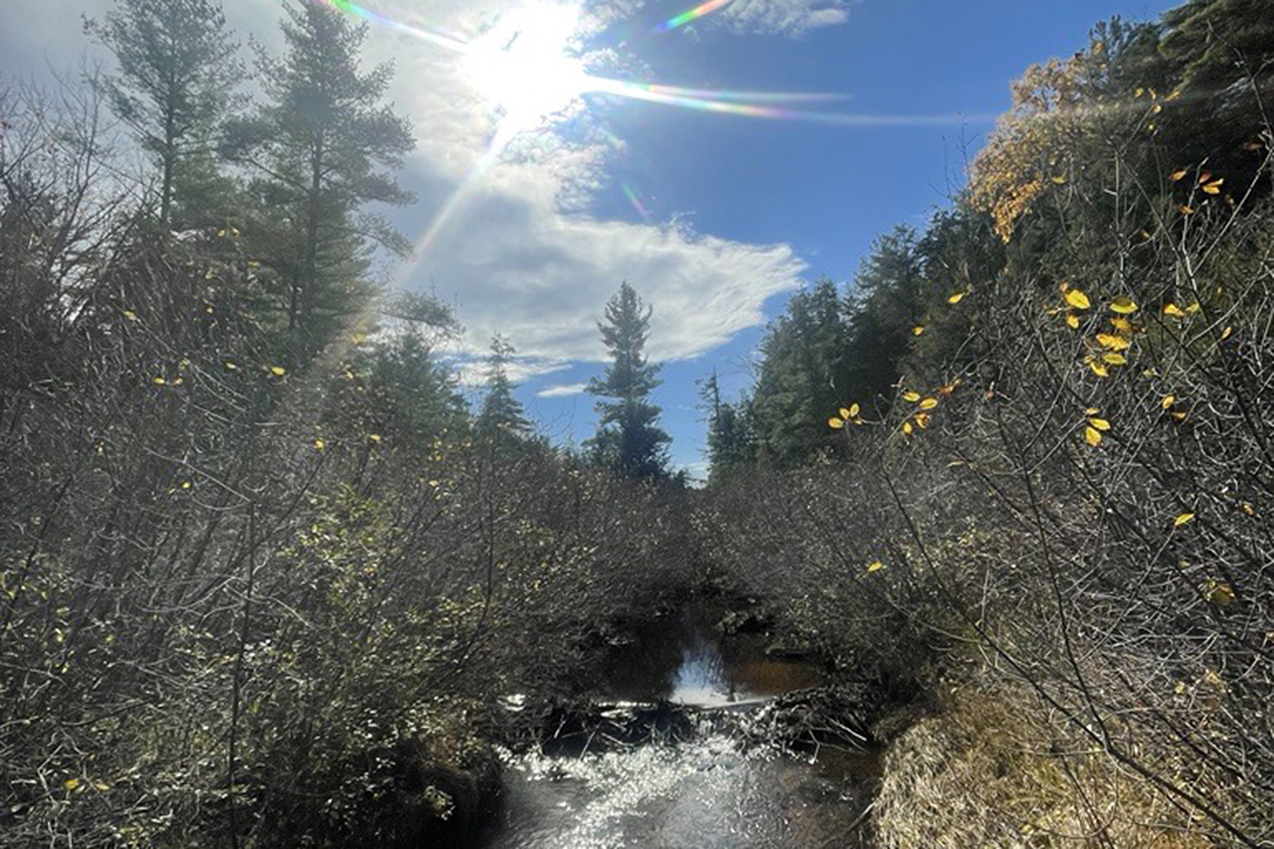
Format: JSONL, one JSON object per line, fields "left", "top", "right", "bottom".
{"left": 315, "top": 0, "right": 986, "bottom": 261}
{"left": 656, "top": 0, "right": 732, "bottom": 33}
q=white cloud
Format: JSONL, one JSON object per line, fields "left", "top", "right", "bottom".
{"left": 453, "top": 355, "right": 572, "bottom": 387}
{"left": 538, "top": 382, "right": 590, "bottom": 398}
{"left": 2, "top": 0, "right": 811, "bottom": 370}
{"left": 720, "top": 0, "right": 854, "bottom": 37}
{"left": 363, "top": 0, "right": 809, "bottom": 366}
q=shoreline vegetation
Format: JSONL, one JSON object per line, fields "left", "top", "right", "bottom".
{"left": 3, "top": 0, "right": 1272, "bottom": 845}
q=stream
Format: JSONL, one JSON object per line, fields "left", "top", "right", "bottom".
{"left": 481, "top": 610, "right": 879, "bottom": 848}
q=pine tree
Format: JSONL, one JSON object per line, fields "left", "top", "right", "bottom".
{"left": 477, "top": 334, "right": 531, "bottom": 438}
{"left": 223, "top": 1, "right": 414, "bottom": 349}
{"left": 586, "top": 282, "right": 670, "bottom": 480}
{"left": 85, "top": 0, "right": 240, "bottom": 227}
{"left": 750, "top": 279, "right": 851, "bottom": 465}
{"left": 699, "top": 370, "right": 755, "bottom": 483}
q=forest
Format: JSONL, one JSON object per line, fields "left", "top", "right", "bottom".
{"left": 1, "top": 0, "right": 1272, "bottom": 846}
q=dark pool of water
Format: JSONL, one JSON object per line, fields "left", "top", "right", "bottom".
{"left": 481, "top": 608, "right": 877, "bottom": 849}
{"left": 601, "top": 608, "right": 826, "bottom": 707}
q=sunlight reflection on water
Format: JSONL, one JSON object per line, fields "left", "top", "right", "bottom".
{"left": 483, "top": 610, "right": 873, "bottom": 848}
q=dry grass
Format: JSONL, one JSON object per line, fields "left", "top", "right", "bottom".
{"left": 873, "top": 686, "right": 1215, "bottom": 849}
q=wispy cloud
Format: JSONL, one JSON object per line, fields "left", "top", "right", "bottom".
{"left": 537, "top": 382, "right": 591, "bottom": 398}
{"left": 720, "top": 0, "right": 854, "bottom": 37}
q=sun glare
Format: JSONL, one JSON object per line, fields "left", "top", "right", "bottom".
{"left": 462, "top": 3, "right": 591, "bottom": 135}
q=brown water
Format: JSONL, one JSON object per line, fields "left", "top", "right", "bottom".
{"left": 482, "top": 609, "right": 878, "bottom": 848}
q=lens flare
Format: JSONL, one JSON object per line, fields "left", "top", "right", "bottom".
{"left": 321, "top": 0, "right": 469, "bottom": 54}
{"left": 592, "top": 79, "right": 979, "bottom": 126}
{"left": 656, "top": 0, "right": 732, "bottom": 33}
{"left": 318, "top": 0, "right": 989, "bottom": 263}
{"left": 621, "top": 182, "right": 652, "bottom": 219}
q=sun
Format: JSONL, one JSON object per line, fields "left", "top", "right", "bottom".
{"left": 462, "top": 2, "right": 592, "bottom": 136}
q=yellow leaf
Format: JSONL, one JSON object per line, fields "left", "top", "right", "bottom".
{"left": 1095, "top": 333, "right": 1130, "bottom": 350}
{"left": 270, "top": 365, "right": 286, "bottom": 376}
{"left": 123, "top": 310, "right": 137, "bottom": 321}
{"left": 919, "top": 397, "right": 939, "bottom": 410}
{"left": 225, "top": 361, "right": 239, "bottom": 371}
{"left": 1174, "top": 681, "right": 1187, "bottom": 695}
{"left": 828, "top": 417, "right": 845, "bottom": 429}
{"left": 1180, "top": 204, "right": 1195, "bottom": 215}
{"left": 914, "top": 412, "right": 931, "bottom": 429}
{"left": 1185, "top": 302, "right": 1201, "bottom": 314}
{"left": 1241, "top": 501, "right": 1255, "bottom": 516}
{"left": 1065, "top": 289, "right": 1091, "bottom": 309}
{"left": 1110, "top": 317, "right": 1134, "bottom": 333}
{"left": 902, "top": 391, "right": 922, "bottom": 403}
{"left": 1051, "top": 175, "right": 1066, "bottom": 184}
{"left": 152, "top": 377, "right": 166, "bottom": 385}
{"left": 1152, "top": 103, "right": 1163, "bottom": 114}
{"left": 1170, "top": 168, "right": 1188, "bottom": 182}
{"left": 1088, "top": 359, "right": 1109, "bottom": 378}
{"left": 351, "top": 332, "right": 367, "bottom": 344}
{"left": 1085, "top": 426, "right": 1103, "bottom": 446}
{"left": 180, "top": 480, "right": 192, "bottom": 490}
{"left": 1163, "top": 302, "right": 1187, "bottom": 317}
{"left": 1202, "top": 579, "right": 1235, "bottom": 606}
{"left": 1088, "top": 418, "right": 1111, "bottom": 431}
{"left": 1174, "top": 512, "right": 1195, "bottom": 527}
{"left": 1085, "top": 407, "right": 1100, "bottom": 415}
{"left": 1135, "top": 87, "right": 1144, "bottom": 97}
{"left": 839, "top": 408, "right": 852, "bottom": 420}
{"left": 849, "top": 403, "right": 860, "bottom": 417}
{"left": 902, "top": 421, "right": 914, "bottom": 435}
{"left": 867, "top": 561, "right": 886, "bottom": 573}
{"left": 1202, "top": 179, "right": 1223, "bottom": 194}
{"left": 93, "top": 781, "right": 110, "bottom": 792}
{"left": 937, "top": 382, "right": 958, "bottom": 396}
{"left": 1161, "top": 394, "right": 1175, "bottom": 410}
{"left": 313, "top": 438, "right": 326, "bottom": 450}
{"left": 63, "top": 778, "right": 80, "bottom": 792}
{"left": 1109, "top": 296, "right": 1138, "bottom": 314}
{"left": 217, "top": 229, "right": 227, "bottom": 238}
{"left": 1220, "top": 326, "right": 1233, "bottom": 341}
{"left": 1065, "top": 313, "right": 1080, "bottom": 329}
{"left": 912, "top": 325, "right": 925, "bottom": 336}
{"left": 947, "top": 290, "right": 968, "bottom": 304}
{"left": 1171, "top": 410, "right": 1188, "bottom": 423}
{"left": 1103, "top": 353, "right": 1128, "bottom": 365}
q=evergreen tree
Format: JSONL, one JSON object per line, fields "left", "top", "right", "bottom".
{"left": 699, "top": 370, "right": 755, "bottom": 482}
{"left": 1160, "top": 0, "right": 1274, "bottom": 186}
{"left": 750, "top": 279, "right": 851, "bottom": 465}
{"left": 85, "top": 0, "right": 240, "bottom": 227}
{"left": 843, "top": 225, "right": 926, "bottom": 407}
{"left": 586, "top": 282, "right": 670, "bottom": 480}
{"left": 477, "top": 334, "right": 531, "bottom": 438}
{"left": 223, "top": 1, "right": 414, "bottom": 349}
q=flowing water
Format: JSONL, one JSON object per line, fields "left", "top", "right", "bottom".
{"left": 482, "top": 610, "right": 879, "bottom": 848}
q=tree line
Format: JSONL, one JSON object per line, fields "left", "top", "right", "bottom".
{"left": 695, "top": 1, "right": 1274, "bottom": 844}
{"left": 0, "top": 1, "right": 682, "bottom": 846}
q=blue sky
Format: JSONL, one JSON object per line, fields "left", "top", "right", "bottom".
{"left": 0, "top": 0, "right": 1174, "bottom": 476}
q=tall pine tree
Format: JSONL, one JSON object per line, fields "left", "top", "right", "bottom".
{"left": 223, "top": 1, "right": 414, "bottom": 350}
{"left": 85, "top": 0, "right": 241, "bottom": 227}
{"left": 477, "top": 334, "right": 531, "bottom": 439}
{"left": 587, "top": 282, "right": 670, "bottom": 480}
